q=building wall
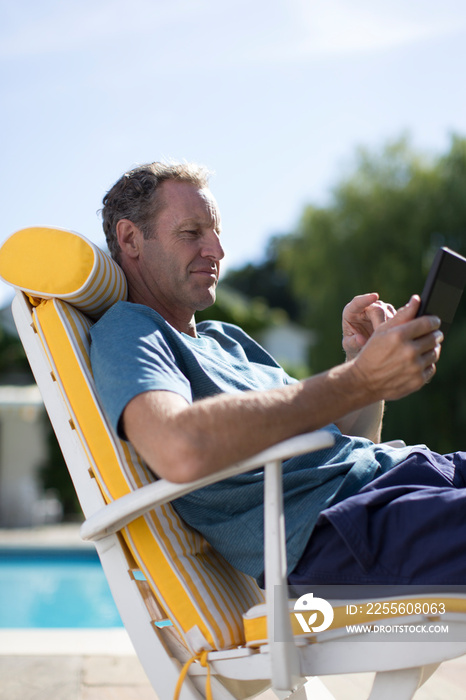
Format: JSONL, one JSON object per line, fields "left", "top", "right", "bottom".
{"left": 0, "top": 387, "right": 48, "bottom": 527}
{"left": 260, "top": 323, "right": 314, "bottom": 368}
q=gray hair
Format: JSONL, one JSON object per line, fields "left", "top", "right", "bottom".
{"left": 101, "top": 161, "right": 211, "bottom": 262}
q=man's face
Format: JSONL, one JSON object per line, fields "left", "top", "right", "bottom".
{"left": 137, "top": 179, "right": 224, "bottom": 323}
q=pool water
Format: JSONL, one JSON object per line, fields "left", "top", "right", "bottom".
{"left": 0, "top": 547, "right": 123, "bottom": 628}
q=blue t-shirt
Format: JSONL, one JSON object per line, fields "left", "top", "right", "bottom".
{"left": 90, "top": 301, "right": 414, "bottom": 584}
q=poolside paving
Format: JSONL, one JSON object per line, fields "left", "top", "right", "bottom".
{"left": 2, "top": 652, "right": 466, "bottom": 699}
{"left": 2, "top": 525, "right": 466, "bottom": 699}
{"left": 0, "top": 655, "right": 157, "bottom": 700}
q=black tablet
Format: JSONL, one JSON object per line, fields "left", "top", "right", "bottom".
{"left": 417, "top": 246, "right": 466, "bottom": 335}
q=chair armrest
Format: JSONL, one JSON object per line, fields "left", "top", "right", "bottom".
{"left": 80, "top": 430, "right": 334, "bottom": 542}
{"left": 383, "top": 439, "right": 407, "bottom": 449}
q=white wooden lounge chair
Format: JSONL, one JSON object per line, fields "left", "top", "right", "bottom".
{"left": 2, "top": 226, "right": 466, "bottom": 700}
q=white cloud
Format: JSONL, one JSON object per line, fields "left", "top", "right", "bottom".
{"left": 4, "top": 0, "right": 463, "bottom": 60}
{"left": 301, "top": 0, "right": 463, "bottom": 54}
{"left": 0, "top": 0, "right": 213, "bottom": 58}
{"left": 241, "top": 0, "right": 466, "bottom": 64}
{"left": 2, "top": 0, "right": 466, "bottom": 78}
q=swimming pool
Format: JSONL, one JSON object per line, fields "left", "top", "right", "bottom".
{"left": 0, "top": 547, "right": 123, "bottom": 628}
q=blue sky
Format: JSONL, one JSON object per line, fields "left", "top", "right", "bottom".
{"left": 1, "top": 0, "right": 466, "bottom": 307}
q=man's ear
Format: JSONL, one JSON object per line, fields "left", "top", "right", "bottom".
{"left": 116, "top": 219, "right": 142, "bottom": 259}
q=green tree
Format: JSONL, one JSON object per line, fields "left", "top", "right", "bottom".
{"left": 222, "top": 238, "right": 302, "bottom": 322}
{"left": 0, "top": 324, "right": 32, "bottom": 383}
{"left": 196, "top": 283, "right": 287, "bottom": 338}
{"left": 277, "top": 134, "right": 466, "bottom": 452}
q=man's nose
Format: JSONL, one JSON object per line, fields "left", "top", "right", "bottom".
{"left": 202, "top": 230, "right": 225, "bottom": 261}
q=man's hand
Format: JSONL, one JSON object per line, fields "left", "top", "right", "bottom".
{"left": 351, "top": 295, "right": 443, "bottom": 401}
{"left": 342, "top": 293, "right": 396, "bottom": 361}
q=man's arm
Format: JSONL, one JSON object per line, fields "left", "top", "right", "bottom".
{"left": 123, "top": 296, "right": 442, "bottom": 483}
{"left": 334, "top": 401, "right": 385, "bottom": 443}
{"left": 334, "top": 293, "right": 395, "bottom": 442}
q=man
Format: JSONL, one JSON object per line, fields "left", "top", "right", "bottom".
{"left": 90, "top": 161, "right": 466, "bottom": 588}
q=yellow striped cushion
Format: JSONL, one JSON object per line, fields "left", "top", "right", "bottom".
{"left": 32, "top": 297, "right": 264, "bottom": 651}
{"left": 0, "top": 227, "right": 127, "bottom": 319}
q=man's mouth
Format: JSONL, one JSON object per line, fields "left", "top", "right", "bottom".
{"left": 190, "top": 268, "right": 218, "bottom": 280}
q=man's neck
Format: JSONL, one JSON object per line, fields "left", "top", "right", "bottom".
{"left": 127, "top": 289, "right": 198, "bottom": 337}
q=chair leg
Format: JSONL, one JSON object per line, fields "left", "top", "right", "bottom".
{"left": 367, "top": 664, "right": 438, "bottom": 700}
{"left": 284, "top": 677, "right": 337, "bottom": 699}
{"left": 267, "top": 664, "right": 440, "bottom": 700}
{"left": 417, "top": 663, "right": 440, "bottom": 687}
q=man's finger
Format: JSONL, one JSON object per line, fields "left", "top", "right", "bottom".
{"left": 345, "top": 293, "right": 379, "bottom": 314}
{"left": 423, "top": 363, "right": 437, "bottom": 383}
{"left": 384, "top": 295, "right": 428, "bottom": 330}
{"left": 364, "top": 301, "right": 396, "bottom": 327}
{"left": 416, "top": 330, "right": 444, "bottom": 354}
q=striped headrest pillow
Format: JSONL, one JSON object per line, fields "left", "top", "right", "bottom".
{"left": 0, "top": 227, "right": 127, "bottom": 319}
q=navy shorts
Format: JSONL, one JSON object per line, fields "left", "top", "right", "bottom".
{"left": 288, "top": 450, "right": 466, "bottom": 586}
